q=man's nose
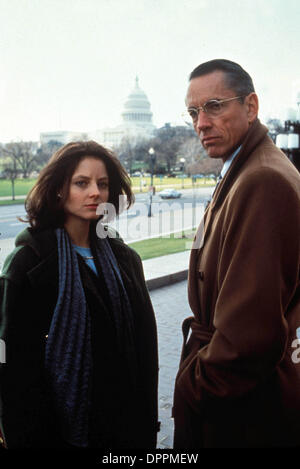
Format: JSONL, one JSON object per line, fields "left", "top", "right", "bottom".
{"left": 195, "top": 110, "right": 212, "bottom": 132}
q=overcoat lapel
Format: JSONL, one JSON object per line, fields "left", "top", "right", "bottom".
{"left": 210, "top": 119, "right": 268, "bottom": 211}
{"left": 188, "top": 204, "right": 210, "bottom": 315}
{"left": 187, "top": 119, "right": 269, "bottom": 317}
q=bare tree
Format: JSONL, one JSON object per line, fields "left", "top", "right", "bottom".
{"left": 2, "top": 141, "right": 38, "bottom": 178}
{"left": 149, "top": 124, "right": 195, "bottom": 174}
{"left": 266, "top": 118, "right": 284, "bottom": 143}
{"left": 177, "top": 136, "right": 205, "bottom": 172}
{"left": 1, "top": 157, "right": 20, "bottom": 200}
{"left": 36, "top": 140, "right": 62, "bottom": 169}
{"left": 117, "top": 136, "right": 136, "bottom": 174}
{"left": 189, "top": 156, "right": 223, "bottom": 177}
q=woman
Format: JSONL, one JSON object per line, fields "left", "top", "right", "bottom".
{"left": 0, "top": 141, "right": 159, "bottom": 449}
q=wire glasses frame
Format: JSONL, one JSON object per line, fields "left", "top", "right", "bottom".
{"left": 182, "top": 96, "right": 246, "bottom": 125}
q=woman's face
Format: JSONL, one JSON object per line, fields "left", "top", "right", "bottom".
{"left": 63, "top": 156, "right": 109, "bottom": 224}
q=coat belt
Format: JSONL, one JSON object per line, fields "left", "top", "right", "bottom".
{"left": 182, "top": 316, "right": 214, "bottom": 350}
{"left": 176, "top": 316, "right": 215, "bottom": 392}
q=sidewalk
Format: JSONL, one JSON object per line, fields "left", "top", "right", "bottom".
{"left": 144, "top": 250, "right": 189, "bottom": 290}
{"left": 0, "top": 234, "right": 191, "bottom": 285}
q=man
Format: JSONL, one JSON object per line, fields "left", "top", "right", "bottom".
{"left": 173, "top": 59, "right": 300, "bottom": 448}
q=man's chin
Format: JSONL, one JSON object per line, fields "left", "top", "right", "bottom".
{"left": 205, "top": 148, "right": 224, "bottom": 159}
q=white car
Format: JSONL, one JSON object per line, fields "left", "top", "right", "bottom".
{"left": 159, "top": 189, "right": 182, "bottom": 199}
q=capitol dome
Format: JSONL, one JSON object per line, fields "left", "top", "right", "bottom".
{"left": 121, "top": 77, "right": 153, "bottom": 126}
{"left": 92, "top": 77, "right": 155, "bottom": 149}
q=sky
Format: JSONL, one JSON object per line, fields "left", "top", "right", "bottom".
{"left": 0, "top": 0, "right": 300, "bottom": 143}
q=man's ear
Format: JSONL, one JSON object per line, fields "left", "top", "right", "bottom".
{"left": 245, "top": 92, "right": 259, "bottom": 124}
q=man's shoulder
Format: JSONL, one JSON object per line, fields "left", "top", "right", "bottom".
{"left": 238, "top": 136, "right": 300, "bottom": 192}
{"left": 230, "top": 164, "right": 300, "bottom": 217}
{"left": 250, "top": 136, "right": 298, "bottom": 176}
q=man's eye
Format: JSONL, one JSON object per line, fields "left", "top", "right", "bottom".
{"left": 206, "top": 101, "right": 221, "bottom": 112}
{"left": 188, "top": 109, "right": 198, "bottom": 120}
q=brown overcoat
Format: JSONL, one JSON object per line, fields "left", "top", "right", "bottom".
{"left": 173, "top": 119, "right": 300, "bottom": 448}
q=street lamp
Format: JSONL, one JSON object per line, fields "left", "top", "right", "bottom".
{"left": 180, "top": 157, "right": 186, "bottom": 188}
{"left": 148, "top": 147, "right": 156, "bottom": 217}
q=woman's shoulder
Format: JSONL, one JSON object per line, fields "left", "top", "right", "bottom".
{"left": 95, "top": 223, "right": 141, "bottom": 262}
{"left": 1, "top": 227, "right": 57, "bottom": 284}
{"left": 1, "top": 245, "right": 39, "bottom": 285}
{"left": 108, "top": 234, "right": 142, "bottom": 264}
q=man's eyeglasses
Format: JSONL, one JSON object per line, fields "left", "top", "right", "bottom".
{"left": 182, "top": 96, "right": 245, "bottom": 125}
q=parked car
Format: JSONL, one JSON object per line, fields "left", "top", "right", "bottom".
{"left": 159, "top": 189, "right": 182, "bottom": 199}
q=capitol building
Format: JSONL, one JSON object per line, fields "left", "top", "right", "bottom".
{"left": 40, "top": 77, "right": 155, "bottom": 149}
{"left": 91, "top": 76, "right": 155, "bottom": 148}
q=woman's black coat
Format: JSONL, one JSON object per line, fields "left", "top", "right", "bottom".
{"left": 0, "top": 227, "right": 159, "bottom": 448}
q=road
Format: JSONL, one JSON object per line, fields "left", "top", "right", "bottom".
{"left": 0, "top": 187, "right": 213, "bottom": 270}
{"left": 0, "top": 187, "right": 212, "bottom": 240}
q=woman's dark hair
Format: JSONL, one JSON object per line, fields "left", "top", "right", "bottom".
{"left": 25, "top": 140, "right": 134, "bottom": 230}
{"left": 189, "top": 59, "right": 255, "bottom": 97}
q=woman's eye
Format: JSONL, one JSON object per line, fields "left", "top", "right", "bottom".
{"left": 98, "top": 182, "right": 108, "bottom": 189}
{"left": 75, "top": 180, "right": 87, "bottom": 187}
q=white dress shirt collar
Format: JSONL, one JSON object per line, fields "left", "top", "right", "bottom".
{"left": 220, "top": 145, "right": 242, "bottom": 179}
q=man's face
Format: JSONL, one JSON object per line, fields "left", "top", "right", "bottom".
{"left": 185, "top": 70, "right": 258, "bottom": 161}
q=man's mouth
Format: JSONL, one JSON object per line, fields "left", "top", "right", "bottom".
{"left": 202, "top": 137, "right": 220, "bottom": 146}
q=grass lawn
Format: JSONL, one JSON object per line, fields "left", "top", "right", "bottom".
{"left": 0, "top": 198, "right": 26, "bottom": 206}
{"left": 0, "top": 178, "right": 36, "bottom": 197}
{"left": 0, "top": 175, "right": 215, "bottom": 205}
{"left": 128, "top": 230, "right": 196, "bottom": 260}
{"left": 130, "top": 176, "right": 215, "bottom": 193}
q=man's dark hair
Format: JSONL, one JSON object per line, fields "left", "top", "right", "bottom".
{"left": 189, "top": 59, "right": 255, "bottom": 96}
{"left": 24, "top": 140, "right": 134, "bottom": 230}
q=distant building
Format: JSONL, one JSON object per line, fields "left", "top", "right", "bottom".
{"left": 39, "top": 130, "right": 88, "bottom": 145}
{"left": 275, "top": 91, "right": 300, "bottom": 173}
{"left": 91, "top": 77, "right": 156, "bottom": 148}
{"left": 39, "top": 77, "right": 155, "bottom": 149}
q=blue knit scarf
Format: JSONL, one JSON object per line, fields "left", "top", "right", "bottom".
{"left": 44, "top": 228, "right": 136, "bottom": 447}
